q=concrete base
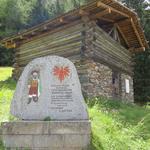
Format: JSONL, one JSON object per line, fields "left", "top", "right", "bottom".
{"left": 1, "top": 121, "right": 91, "bottom": 150}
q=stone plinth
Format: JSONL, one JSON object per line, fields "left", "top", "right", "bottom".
{"left": 2, "top": 121, "right": 91, "bottom": 150}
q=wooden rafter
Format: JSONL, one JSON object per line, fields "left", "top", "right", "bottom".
{"left": 135, "top": 47, "right": 145, "bottom": 52}
{"left": 0, "top": 0, "right": 147, "bottom": 51}
{"left": 79, "top": 9, "right": 89, "bottom": 16}
{"left": 31, "top": 32, "right": 36, "bottom": 35}
{"left": 40, "top": 25, "right": 52, "bottom": 32}
{"left": 91, "top": 8, "right": 111, "bottom": 19}
{"left": 116, "top": 24, "right": 130, "bottom": 47}
{"left": 5, "top": 41, "right": 16, "bottom": 48}
{"left": 19, "top": 35, "right": 23, "bottom": 40}
{"left": 117, "top": 18, "right": 130, "bottom": 24}
{"left": 108, "top": 27, "right": 114, "bottom": 35}
{"left": 99, "top": 17, "right": 114, "bottom": 23}
{"left": 130, "top": 18, "right": 144, "bottom": 48}
{"left": 97, "top": 1, "right": 129, "bottom": 18}
{"left": 18, "top": 35, "right": 29, "bottom": 41}
{"left": 129, "top": 47, "right": 145, "bottom": 52}
{"left": 105, "top": 25, "right": 120, "bottom": 42}
{"left": 109, "top": 25, "right": 120, "bottom": 42}
{"left": 43, "top": 26, "right": 48, "bottom": 30}
{"left": 114, "top": 25, "right": 120, "bottom": 42}
{"left": 59, "top": 17, "right": 68, "bottom": 24}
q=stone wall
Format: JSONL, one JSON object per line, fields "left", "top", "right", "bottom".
{"left": 75, "top": 58, "right": 134, "bottom": 102}
{"left": 75, "top": 59, "right": 112, "bottom": 98}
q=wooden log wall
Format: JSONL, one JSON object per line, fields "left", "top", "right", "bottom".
{"left": 86, "top": 23, "right": 133, "bottom": 74}
{"left": 13, "top": 19, "right": 133, "bottom": 79}
{"left": 15, "top": 20, "right": 85, "bottom": 67}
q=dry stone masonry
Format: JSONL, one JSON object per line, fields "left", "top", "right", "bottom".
{"left": 75, "top": 58, "right": 134, "bottom": 102}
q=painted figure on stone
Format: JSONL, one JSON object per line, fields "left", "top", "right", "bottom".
{"left": 28, "top": 70, "right": 41, "bottom": 104}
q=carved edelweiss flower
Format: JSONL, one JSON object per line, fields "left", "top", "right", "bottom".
{"left": 53, "top": 66, "right": 70, "bottom": 82}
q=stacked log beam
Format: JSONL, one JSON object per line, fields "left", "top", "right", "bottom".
{"left": 13, "top": 19, "right": 133, "bottom": 79}
{"left": 13, "top": 21, "right": 85, "bottom": 78}
{"left": 90, "top": 24, "right": 133, "bottom": 74}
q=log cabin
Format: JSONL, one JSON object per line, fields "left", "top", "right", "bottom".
{"left": 0, "top": 0, "right": 148, "bottom": 102}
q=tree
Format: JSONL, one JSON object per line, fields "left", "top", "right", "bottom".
{"left": 121, "top": 0, "right": 150, "bottom": 103}
{"left": 121, "top": 0, "right": 150, "bottom": 39}
{"left": 0, "top": 0, "right": 36, "bottom": 37}
{"left": 0, "top": 46, "right": 14, "bottom": 66}
{"left": 28, "top": 0, "right": 49, "bottom": 27}
{"left": 0, "top": 0, "right": 36, "bottom": 66}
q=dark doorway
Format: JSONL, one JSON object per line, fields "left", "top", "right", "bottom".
{"left": 112, "top": 71, "right": 121, "bottom": 99}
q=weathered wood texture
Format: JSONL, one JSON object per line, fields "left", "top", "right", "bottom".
{"left": 16, "top": 21, "right": 84, "bottom": 67}
{"left": 13, "top": 19, "right": 133, "bottom": 79}
{"left": 92, "top": 24, "right": 132, "bottom": 74}
{"left": 84, "top": 22, "right": 133, "bottom": 74}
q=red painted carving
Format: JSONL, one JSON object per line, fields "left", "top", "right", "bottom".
{"left": 53, "top": 66, "right": 70, "bottom": 82}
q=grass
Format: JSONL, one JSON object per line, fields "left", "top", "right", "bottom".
{"left": 0, "top": 67, "right": 150, "bottom": 150}
{"left": 88, "top": 98, "right": 150, "bottom": 150}
{"left": 0, "top": 67, "right": 13, "bottom": 81}
{"left": 0, "top": 67, "right": 16, "bottom": 123}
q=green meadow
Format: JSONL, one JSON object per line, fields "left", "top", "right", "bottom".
{"left": 0, "top": 67, "right": 150, "bottom": 150}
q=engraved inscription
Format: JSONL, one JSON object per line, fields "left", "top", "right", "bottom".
{"left": 50, "top": 84, "right": 73, "bottom": 112}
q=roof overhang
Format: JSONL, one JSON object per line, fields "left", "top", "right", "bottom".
{"left": 0, "top": 0, "right": 149, "bottom": 51}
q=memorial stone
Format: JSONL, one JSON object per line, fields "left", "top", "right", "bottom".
{"left": 11, "top": 56, "right": 88, "bottom": 120}
{"left": 2, "top": 56, "right": 91, "bottom": 150}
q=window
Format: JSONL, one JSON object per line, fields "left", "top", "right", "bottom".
{"left": 125, "top": 79, "right": 130, "bottom": 94}
{"left": 112, "top": 71, "right": 121, "bottom": 98}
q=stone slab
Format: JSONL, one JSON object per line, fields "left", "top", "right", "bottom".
{"left": 2, "top": 121, "right": 91, "bottom": 135}
{"left": 2, "top": 121, "right": 91, "bottom": 150}
{"left": 11, "top": 56, "right": 88, "bottom": 120}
